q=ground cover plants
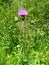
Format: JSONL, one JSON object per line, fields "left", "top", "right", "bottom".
{"left": 0, "top": 0, "right": 49, "bottom": 65}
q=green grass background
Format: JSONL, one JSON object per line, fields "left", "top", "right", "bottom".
{"left": 0, "top": 0, "right": 49, "bottom": 65}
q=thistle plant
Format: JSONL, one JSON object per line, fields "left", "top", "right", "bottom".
{"left": 18, "top": 0, "right": 28, "bottom": 65}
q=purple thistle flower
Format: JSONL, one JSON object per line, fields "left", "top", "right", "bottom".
{"left": 18, "top": 9, "right": 28, "bottom": 17}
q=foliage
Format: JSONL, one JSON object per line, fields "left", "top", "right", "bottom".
{"left": 0, "top": 0, "right": 49, "bottom": 65}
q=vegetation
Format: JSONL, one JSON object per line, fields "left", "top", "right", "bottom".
{"left": 0, "top": 0, "right": 49, "bottom": 65}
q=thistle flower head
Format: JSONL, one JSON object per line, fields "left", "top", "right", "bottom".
{"left": 18, "top": 9, "right": 28, "bottom": 17}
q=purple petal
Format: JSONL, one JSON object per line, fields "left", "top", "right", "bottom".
{"left": 18, "top": 9, "right": 28, "bottom": 16}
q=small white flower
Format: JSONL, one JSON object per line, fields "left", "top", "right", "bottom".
{"left": 17, "top": 45, "right": 20, "bottom": 48}
{"left": 14, "top": 16, "right": 18, "bottom": 21}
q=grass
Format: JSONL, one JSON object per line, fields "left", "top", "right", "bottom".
{"left": 0, "top": 0, "right": 49, "bottom": 65}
